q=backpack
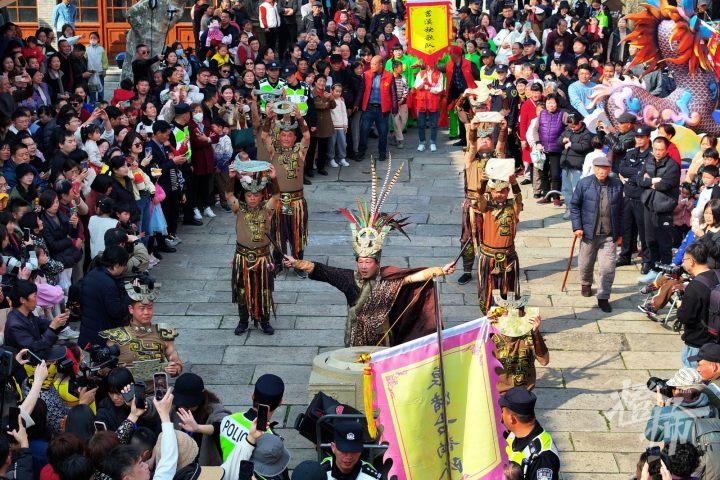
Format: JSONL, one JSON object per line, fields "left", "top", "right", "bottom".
{"left": 694, "top": 270, "right": 720, "bottom": 338}
{"left": 692, "top": 418, "right": 720, "bottom": 480}
{"left": 293, "top": 391, "right": 362, "bottom": 445}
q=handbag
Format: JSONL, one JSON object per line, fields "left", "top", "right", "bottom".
{"left": 530, "top": 148, "right": 546, "bottom": 168}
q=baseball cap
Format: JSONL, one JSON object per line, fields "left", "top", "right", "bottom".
{"left": 266, "top": 60, "right": 281, "bottom": 70}
{"left": 311, "top": 0, "right": 322, "bottom": 6}
{"left": 173, "top": 372, "right": 205, "bottom": 408}
{"left": 499, "top": 387, "right": 537, "bottom": 416}
{"left": 333, "top": 422, "right": 364, "bottom": 453}
{"left": 634, "top": 125, "right": 653, "bottom": 137}
{"left": 592, "top": 156, "right": 612, "bottom": 167}
{"left": 617, "top": 112, "right": 637, "bottom": 124}
{"left": 688, "top": 343, "right": 720, "bottom": 363}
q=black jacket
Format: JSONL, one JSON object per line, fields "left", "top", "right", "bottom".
{"left": 678, "top": 270, "right": 719, "bottom": 348}
{"left": 78, "top": 266, "right": 129, "bottom": 348}
{"left": 40, "top": 211, "right": 82, "bottom": 268}
{"left": 3, "top": 308, "right": 58, "bottom": 353}
{"left": 108, "top": 175, "right": 140, "bottom": 223}
{"left": 618, "top": 146, "right": 652, "bottom": 199}
{"left": 557, "top": 124, "right": 593, "bottom": 170}
{"left": 638, "top": 155, "right": 681, "bottom": 214}
{"left": 569, "top": 175, "right": 624, "bottom": 241}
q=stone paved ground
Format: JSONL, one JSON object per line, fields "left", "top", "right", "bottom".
{"left": 150, "top": 127, "right": 682, "bottom": 478}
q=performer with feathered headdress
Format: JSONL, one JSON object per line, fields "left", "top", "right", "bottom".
{"left": 283, "top": 161, "right": 457, "bottom": 347}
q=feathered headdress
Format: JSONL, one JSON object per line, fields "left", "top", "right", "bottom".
{"left": 339, "top": 158, "right": 409, "bottom": 260}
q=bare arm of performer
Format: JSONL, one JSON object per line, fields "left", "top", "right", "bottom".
{"left": 164, "top": 341, "right": 184, "bottom": 377}
{"left": 530, "top": 315, "right": 549, "bottom": 366}
{"left": 250, "top": 91, "right": 262, "bottom": 131}
{"left": 401, "top": 262, "right": 457, "bottom": 284}
{"left": 465, "top": 126, "right": 478, "bottom": 170}
{"left": 265, "top": 165, "right": 279, "bottom": 211}
{"left": 296, "top": 105, "right": 311, "bottom": 163}
{"left": 261, "top": 104, "right": 276, "bottom": 156}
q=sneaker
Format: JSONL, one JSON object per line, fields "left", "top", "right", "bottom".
{"left": 457, "top": 272, "right": 472, "bottom": 285}
{"left": 638, "top": 270, "right": 659, "bottom": 284}
{"left": 417, "top": 144, "right": 426, "bottom": 152}
{"left": 203, "top": 207, "right": 216, "bottom": 218}
{"left": 166, "top": 235, "right": 181, "bottom": 247}
{"left": 340, "top": 159, "right": 349, "bottom": 167}
{"left": 638, "top": 304, "right": 661, "bottom": 322}
{"left": 57, "top": 326, "right": 80, "bottom": 340}
{"left": 193, "top": 208, "right": 202, "bottom": 221}
{"left": 430, "top": 144, "right": 437, "bottom": 152}
{"left": 639, "top": 282, "right": 660, "bottom": 295}
{"left": 397, "top": 141, "right": 404, "bottom": 149}
{"left": 330, "top": 159, "right": 339, "bottom": 168}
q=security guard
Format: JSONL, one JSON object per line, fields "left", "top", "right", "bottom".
{"left": 217, "top": 374, "right": 284, "bottom": 461}
{"left": 489, "top": 64, "right": 519, "bottom": 134}
{"left": 321, "top": 422, "right": 382, "bottom": 480}
{"left": 281, "top": 65, "right": 310, "bottom": 117}
{"left": 617, "top": 125, "right": 653, "bottom": 271}
{"left": 501, "top": 387, "right": 560, "bottom": 480}
{"left": 518, "top": 39, "right": 546, "bottom": 75}
{"left": 479, "top": 49, "right": 498, "bottom": 85}
{"left": 258, "top": 60, "right": 287, "bottom": 113}
{"left": 604, "top": 112, "right": 638, "bottom": 172}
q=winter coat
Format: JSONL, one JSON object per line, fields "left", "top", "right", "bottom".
{"left": 569, "top": 174, "right": 624, "bottom": 241}
{"left": 312, "top": 93, "right": 337, "bottom": 138}
{"left": 189, "top": 119, "right": 215, "bottom": 176}
{"left": 558, "top": 124, "right": 593, "bottom": 170}
{"left": 40, "top": 211, "right": 82, "bottom": 268}
{"left": 638, "top": 155, "right": 681, "bottom": 214}
{"left": 78, "top": 266, "right": 129, "bottom": 348}
{"left": 537, "top": 109, "right": 565, "bottom": 153}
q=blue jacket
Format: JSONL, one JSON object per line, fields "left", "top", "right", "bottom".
{"left": 570, "top": 175, "right": 624, "bottom": 240}
{"left": 51, "top": 2, "right": 77, "bottom": 33}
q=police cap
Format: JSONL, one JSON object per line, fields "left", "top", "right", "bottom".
{"left": 499, "top": 386, "right": 537, "bottom": 416}
{"left": 333, "top": 422, "right": 364, "bottom": 453}
{"left": 282, "top": 65, "right": 297, "bottom": 77}
{"left": 174, "top": 103, "right": 191, "bottom": 115}
{"left": 496, "top": 64, "right": 509, "bottom": 73}
{"left": 688, "top": 343, "right": 720, "bottom": 363}
{"left": 634, "top": 125, "right": 653, "bottom": 137}
{"left": 266, "top": 60, "right": 281, "bottom": 70}
{"left": 254, "top": 374, "right": 285, "bottom": 410}
{"left": 481, "top": 49, "right": 495, "bottom": 58}
{"left": 617, "top": 112, "right": 637, "bottom": 124}
{"left": 523, "top": 38, "right": 536, "bottom": 47}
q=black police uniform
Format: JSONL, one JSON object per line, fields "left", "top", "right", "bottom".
{"left": 618, "top": 144, "right": 652, "bottom": 266}
{"left": 322, "top": 422, "right": 382, "bottom": 480}
{"left": 489, "top": 75, "right": 519, "bottom": 132}
{"left": 518, "top": 53, "right": 547, "bottom": 75}
{"left": 369, "top": 11, "right": 397, "bottom": 37}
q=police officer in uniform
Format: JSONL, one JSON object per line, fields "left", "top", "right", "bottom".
{"left": 518, "top": 39, "right": 546, "bottom": 76}
{"left": 490, "top": 64, "right": 520, "bottom": 163}
{"left": 501, "top": 387, "right": 560, "bottom": 480}
{"left": 369, "top": 0, "right": 396, "bottom": 38}
{"left": 258, "top": 60, "right": 287, "bottom": 113}
{"left": 479, "top": 49, "right": 498, "bottom": 85}
{"left": 321, "top": 422, "right": 382, "bottom": 480}
{"left": 617, "top": 125, "right": 653, "bottom": 271}
{"left": 281, "top": 64, "right": 311, "bottom": 117}
{"left": 603, "top": 112, "right": 637, "bottom": 173}
{"left": 217, "top": 374, "right": 285, "bottom": 461}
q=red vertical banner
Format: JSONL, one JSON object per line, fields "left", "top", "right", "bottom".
{"left": 405, "top": 0, "right": 452, "bottom": 66}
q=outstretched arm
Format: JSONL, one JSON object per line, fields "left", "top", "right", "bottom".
{"left": 402, "top": 262, "right": 456, "bottom": 285}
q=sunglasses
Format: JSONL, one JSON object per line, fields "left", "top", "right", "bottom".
{"left": 132, "top": 142, "right": 143, "bottom": 147}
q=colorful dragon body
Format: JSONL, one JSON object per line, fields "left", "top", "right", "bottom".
{"left": 590, "top": 0, "right": 720, "bottom": 135}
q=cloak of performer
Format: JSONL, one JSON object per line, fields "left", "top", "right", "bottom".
{"left": 283, "top": 162, "right": 457, "bottom": 347}
{"left": 457, "top": 83, "right": 508, "bottom": 284}
{"left": 261, "top": 105, "right": 311, "bottom": 276}
{"left": 476, "top": 169, "right": 523, "bottom": 314}
{"left": 226, "top": 161, "right": 280, "bottom": 335}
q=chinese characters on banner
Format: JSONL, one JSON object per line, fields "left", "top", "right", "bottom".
{"left": 405, "top": 0, "right": 452, "bottom": 66}
{"left": 370, "top": 319, "right": 507, "bottom": 480}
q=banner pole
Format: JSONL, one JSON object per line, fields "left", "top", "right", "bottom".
{"left": 433, "top": 276, "right": 453, "bottom": 480}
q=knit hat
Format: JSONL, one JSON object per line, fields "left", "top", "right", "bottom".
{"left": 151, "top": 429, "right": 199, "bottom": 470}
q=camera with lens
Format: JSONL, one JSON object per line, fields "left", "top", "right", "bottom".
{"left": 647, "top": 376, "right": 674, "bottom": 398}
{"left": 88, "top": 344, "right": 121, "bottom": 368}
{"left": 655, "top": 263, "right": 684, "bottom": 276}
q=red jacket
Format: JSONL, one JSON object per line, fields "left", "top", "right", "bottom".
{"left": 445, "top": 58, "right": 477, "bottom": 96}
{"left": 415, "top": 70, "right": 443, "bottom": 113}
{"left": 360, "top": 69, "right": 397, "bottom": 114}
{"left": 668, "top": 142, "right": 681, "bottom": 166}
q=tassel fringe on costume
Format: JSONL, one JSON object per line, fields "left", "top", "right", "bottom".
{"left": 231, "top": 244, "right": 275, "bottom": 320}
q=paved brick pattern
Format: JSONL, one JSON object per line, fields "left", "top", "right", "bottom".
{"left": 152, "top": 129, "right": 680, "bottom": 477}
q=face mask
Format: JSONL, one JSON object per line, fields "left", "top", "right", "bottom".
{"left": 90, "top": 39, "right": 98, "bottom": 46}
{"left": 175, "top": 49, "right": 184, "bottom": 57}
{"left": 193, "top": 113, "right": 203, "bottom": 123}
{"left": 242, "top": 104, "right": 251, "bottom": 113}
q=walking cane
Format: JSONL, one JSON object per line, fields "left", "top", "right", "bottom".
{"left": 561, "top": 235, "right": 578, "bottom": 293}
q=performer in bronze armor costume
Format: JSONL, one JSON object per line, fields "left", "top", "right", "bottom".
{"left": 475, "top": 170, "right": 523, "bottom": 314}
{"left": 283, "top": 162, "right": 457, "bottom": 347}
{"left": 99, "top": 280, "right": 183, "bottom": 387}
{"left": 226, "top": 162, "right": 280, "bottom": 336}
{"left": 261, "top": 105, "right": 312, "bottom": 277}
{"left": 456, "top": 84, "right": 508, "bottom": 285}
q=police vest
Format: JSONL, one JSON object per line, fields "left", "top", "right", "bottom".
{"left": 283, "top": 82, "right": 310, "bottom": 116}
{"left": 259, "top": 78, "right": 287, "bottom": 112}
{"left": 320, "top": 457, "right": 382, "bottom": 480}
{"left": 218, "top": 411, "right": 272, "bottom": 461}
{"left": 480, "top": 66, "right": 498, "bottom": 85}
{"left": 505, "top": 429, "right": 559, "bottom": 477}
